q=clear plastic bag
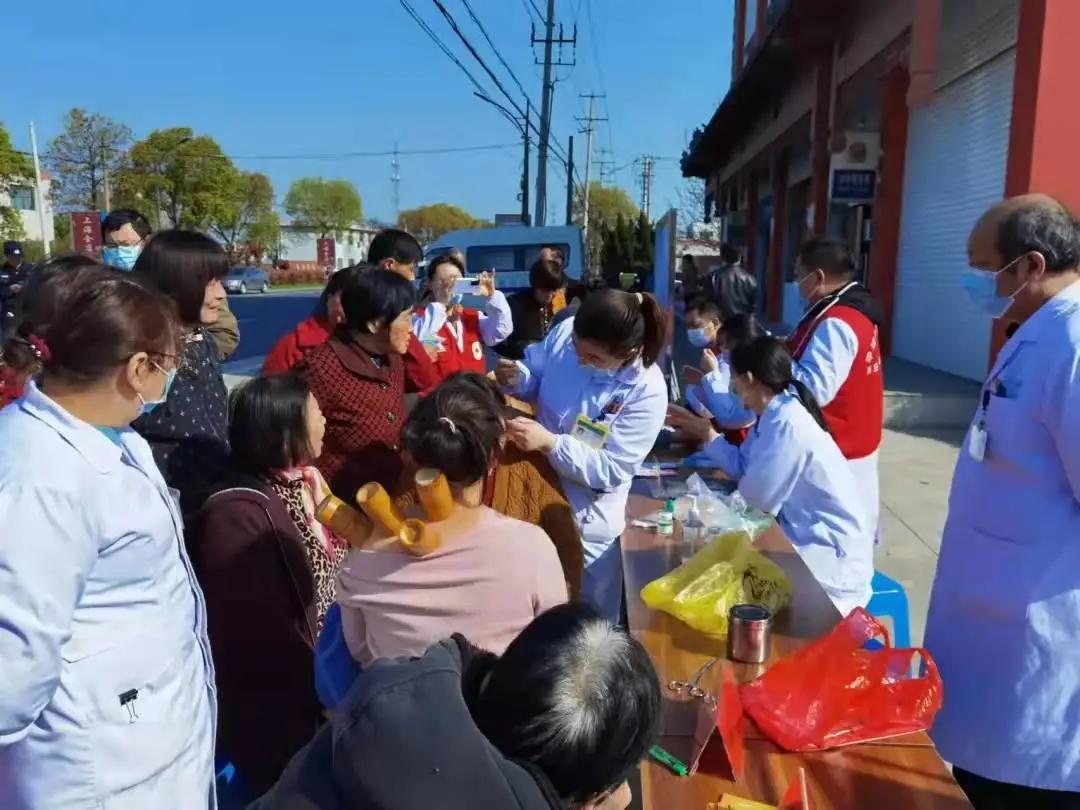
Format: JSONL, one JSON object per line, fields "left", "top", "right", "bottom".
{"left": 641, "top": 528, "right": 791, "bottom": 637}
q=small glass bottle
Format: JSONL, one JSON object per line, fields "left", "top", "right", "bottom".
{"left": 681, "top": 495, "right": 706, "bottom": 563}
{"left": 657, "top": 498, "right": 676, "bottom": 537}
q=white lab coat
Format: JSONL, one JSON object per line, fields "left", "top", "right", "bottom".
{"left": 412, "top": 291, "right": 513, "bottom": 350}
{"left": 702, "top": 390, "right": 875, "bottom": 614}
{"left": 792, "top": 313, "right": 881, "bottom": 539}
{"left": 509, "top": 319, "right": 668, "bottom": 621}
{"left": 924, "top": 280, "right": 1080, "bottom": 791}
{"left": 0, "top": 384, "right": 217, "bottom": 809}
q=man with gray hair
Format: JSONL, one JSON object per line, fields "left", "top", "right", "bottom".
{"left": 925, "top": 194, "right": 1080, "bottom": 806}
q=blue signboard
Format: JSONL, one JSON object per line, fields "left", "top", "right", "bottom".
{"left": 831, "top": 169, "right": 877, "bottom": 202}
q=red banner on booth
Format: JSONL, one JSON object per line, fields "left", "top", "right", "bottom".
{"left": 71, "top": 212, "right": 103, "bottom": 257}
{"left": 316, "top": 238, "right": 336, "bottom": 268}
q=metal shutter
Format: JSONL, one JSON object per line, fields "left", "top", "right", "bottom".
{"left": 892, "top": 0, "right": 1017, "bottom": 381}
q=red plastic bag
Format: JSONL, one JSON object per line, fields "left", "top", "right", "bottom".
{"left": 739, "top": 608, "right": 943, "bottom": 751}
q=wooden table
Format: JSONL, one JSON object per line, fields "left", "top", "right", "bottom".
{"left": 623, "top": 495, "right": 970, "bottom": 809}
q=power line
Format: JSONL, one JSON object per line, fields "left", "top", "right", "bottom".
{"left": 517, "top": 0, "right": 541, "bottom": 24}
{"left": 458, "top": 0, "right": 533, "bottom": 104}
{"left": 226, "top": 143, "right": 520, "bottom": 161}
{"left": 399, "top": 0, "right": 488, "bottom": 97}
{"left": 527, "top": 0, "right": 545, "bottom": 22}
{"left": 426, "top": 0, "right": 571, "bottom": 169}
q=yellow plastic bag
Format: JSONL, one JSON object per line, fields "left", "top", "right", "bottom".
{"left": 641, "top": 531, "right": 792, "bottom": 637}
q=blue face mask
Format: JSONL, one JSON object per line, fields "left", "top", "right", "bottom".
{"left": 687, "top": 327, "right": 711, "bottom": 348}
{"left": 796, "top": 272, "right": 819, "bottom": 310}
{"left": 963, "top": 256, "right": 1028, "bottom": 319}
{"left": 138, "top": 368, "right": 177, "bottom": 416}
{"left": 585, "top": 364, "right": 619, "bottom": 379}
{"left": 103, "top": 244, "right": 142, "bottom": 270}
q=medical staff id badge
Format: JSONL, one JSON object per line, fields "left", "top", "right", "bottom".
{"left": 572, "top": 414, "right": 611, "bottom": 450}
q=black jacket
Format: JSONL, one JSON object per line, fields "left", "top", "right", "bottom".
{"left": 133, "top": 328, "right": 230, "bottom": 516}
{"left": 493, "top": 290, "right": 553, "bottom": 360}
{"left": 702, "top": 263, "right": 757, "bottom": 320}
{"left": 251, "top": 637, "right": 564, "bottom": 810}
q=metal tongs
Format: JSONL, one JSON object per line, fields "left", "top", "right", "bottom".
{"left": 667, "top": 656, "right": 723, "bottom": 705}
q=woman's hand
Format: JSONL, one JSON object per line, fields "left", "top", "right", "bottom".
{"left": 700, "top": 348, "right": 719, "bottom": 374}
{"left": 505, "top": 417, "right": 557, "bottom": 453}
{"left": 494, "top": 358, "right": 521, "bottom": 388}
{"left": 477, "top": 271, "right": 496, "bottom": 298}
{"left": 666, "top": 404, "right": 715, "bottom": 445}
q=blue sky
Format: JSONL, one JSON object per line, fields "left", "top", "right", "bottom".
{"left": 5, "top": 0, "right": 731, "bottom": 225}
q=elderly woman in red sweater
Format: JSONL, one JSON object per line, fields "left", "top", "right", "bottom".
{"left": 298, "top": 268, "right": 417, "bottom": 500}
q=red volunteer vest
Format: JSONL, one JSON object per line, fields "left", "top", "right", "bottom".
{"left": 416, "top": 306, "right": 486, "bottom": 380}
{"left": 787, "top": 303, "right": 883, "bottom": 460}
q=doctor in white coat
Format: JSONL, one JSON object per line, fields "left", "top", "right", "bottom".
{"left": 0, "top": 263, "right": 216, "bottom": 810}
{"left": 924, "top": 195, "right": 1080, "bottom": 805}
{"left": 495, "top": 289, "right": 669, "bottom": 622}
{"left": 690, "top": 335, "right": 874, "bottom": 615}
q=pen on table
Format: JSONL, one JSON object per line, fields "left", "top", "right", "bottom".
{"left": 648, "top": 744, "right": 689, "bottom": 777}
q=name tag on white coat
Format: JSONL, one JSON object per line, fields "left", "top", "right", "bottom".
{"left": 968, "top": 423, "right": 987, "bottom": 462}
{"left": 572, "top": 414, "right": 610, "bottom": 450}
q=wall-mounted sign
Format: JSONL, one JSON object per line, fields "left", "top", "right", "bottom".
{"left": 831, "top": 169, "right": 877, "bottom": 202}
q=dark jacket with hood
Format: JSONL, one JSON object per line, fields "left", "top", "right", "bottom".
{"left": 250, "top": 636, "right": 564, "bottom": 810}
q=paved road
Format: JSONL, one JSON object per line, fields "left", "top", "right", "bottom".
{"left": 226, "top": 291, "right": 320, "bottom": 365}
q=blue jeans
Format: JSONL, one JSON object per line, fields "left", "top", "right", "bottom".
{"left": 315, "top": 602, "right": 361, "bottom": 711}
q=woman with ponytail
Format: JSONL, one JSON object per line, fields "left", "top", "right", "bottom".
{"left": 697, "top": 335, "right": 874, "bottom": 614}
{"left": 494, "top": 287, "right": 669, "bottom": 622}
{"left": 336, "top": 372, "right": 567, "bottom": 668}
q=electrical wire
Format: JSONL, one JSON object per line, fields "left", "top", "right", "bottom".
{"left": 517, "top": 0, "right": 541, "bottom": 25}
{"left": 227, "top": 143, "right": 521, "bottom": 161}
{"left": 427, "top": 0, "right": 571, "bottom": 169}
{"left": 399, "top": 0, "right": 489, "bottom": 97}
{"left": 458, "top": 0, "right": 535, "bottom": 106}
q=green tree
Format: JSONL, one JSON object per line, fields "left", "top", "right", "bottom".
{"left": 573, "top": 182, "right": 638, "bottom": 271}
{"left": 45, "top": 108, "right": 132, "bottom": 211}
{"left": 0, "top": 122, "right": 33, "bottom": 241}
{"left": 207, "top": 170, "right": 277, "bottom": 259}
{"left": 284, "top": 178, "right": 363, "bottom": 237}
{"left": 635, "top": 211, "right": 655, "bottom": 268}
{"left": 397, "top": 203, "right": 486, "bottom": 243}
{"left": 114, "top": 128, "right": 237, "bottom": 230}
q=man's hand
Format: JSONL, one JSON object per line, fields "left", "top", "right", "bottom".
{"left": 477, "top": 271, "right": 496, "bottom": 298}
{"left": 505, "top": 417, "right": 556, "bottom": 453}
{"left": 494, "top": 357, "right": 521, "bottom": 388}
{"left": 700, "top": 348, "right": 719, "bottom": 374}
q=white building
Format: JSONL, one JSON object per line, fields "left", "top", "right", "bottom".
{"left": 0, "top": 172, "right": 55, "bottom": 245}
{"left": 278, "top": 221, "right": 378, "bottom": 270}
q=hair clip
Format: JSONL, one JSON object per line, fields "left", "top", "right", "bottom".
{"left": 634, "top": 292, "right": 644, "bottom": 304}
{"left": 439, "top": 416, "right": 457, "bottom": 434}
{"left": 26, "top": 335, "right": 51, "bottom": 362}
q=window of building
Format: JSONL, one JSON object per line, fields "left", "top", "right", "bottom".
{"left": 10, "top": 187, "right": 34, "bottom": 211}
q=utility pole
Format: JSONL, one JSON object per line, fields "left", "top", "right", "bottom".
{"left": 597, "top": 148, "right": 614, "bottom": 186}
{"left": 564, "top": 135, "right": 574, "bottom": 226}
{"left": 28, "top": 122, "right": 50, "bottom": 259}
{"left": 391, "top": 144, "right": 401, "bottom": 223}
{"left": 638, "top": 155, "right": 656, "bottom": 219}
{"left": 576, "top": 93, "right": 607, "bottom": 252}
{"left": 532, "top": 0, "right": 576, "bottom": 226}
{"left": 521, "top": 100, "right": 531, "bottom": 225}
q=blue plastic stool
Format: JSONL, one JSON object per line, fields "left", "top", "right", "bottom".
{"left": 866, "top": 570, "right": 911, "bottom": 649}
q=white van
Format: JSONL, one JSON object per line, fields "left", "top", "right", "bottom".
{"left": 423, "top": 224, "right": 585, "bottom": 290}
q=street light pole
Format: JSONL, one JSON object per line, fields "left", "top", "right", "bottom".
{"left": 28, "top": 122, "right": 50, "bottom": 259}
